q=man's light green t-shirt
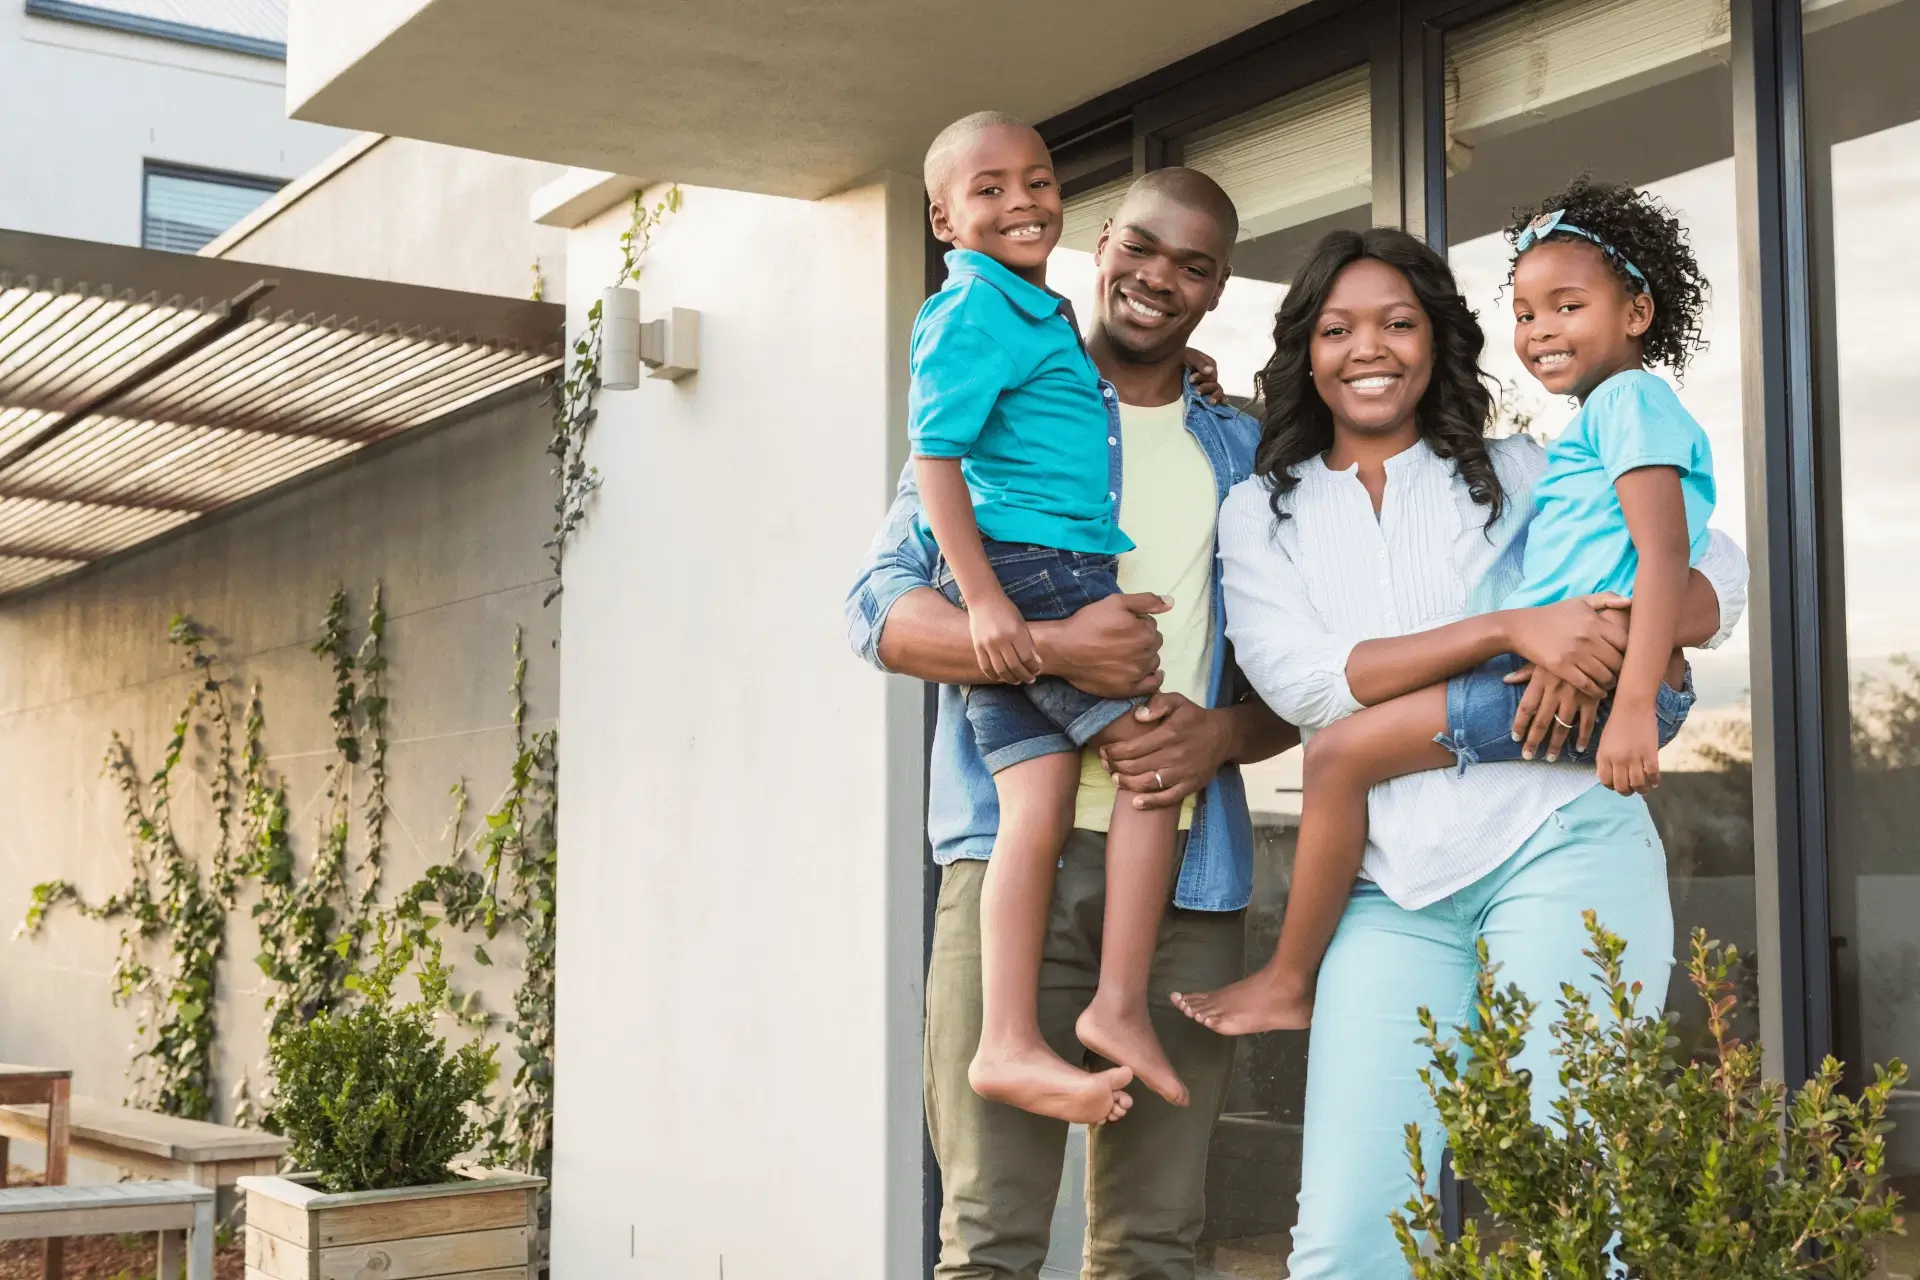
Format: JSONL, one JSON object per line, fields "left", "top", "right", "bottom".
{"left": 1075, "top": 398, "right": 1217, "bottom": 832}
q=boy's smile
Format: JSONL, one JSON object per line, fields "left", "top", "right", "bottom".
{"left": 927, "top": 124, "right": 1062, "bottom": 284}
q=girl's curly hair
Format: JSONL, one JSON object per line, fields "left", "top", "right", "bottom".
{"left": 1506, "top": 176, "right": 1710, "bottom": 374}
{"left": 1253, "top": 227, "right": 1503, "bottom": 526}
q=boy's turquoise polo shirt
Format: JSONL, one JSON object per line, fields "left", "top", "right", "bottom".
{"left": 1506, "top": 369, "right": 1716, "bottom": 609}
{"left": 908, "top": 248, "right": 1132, "bottom": 557}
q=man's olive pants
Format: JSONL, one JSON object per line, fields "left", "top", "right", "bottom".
{"left": 924, "top": 829, "right": 1244, "bottom": 1279}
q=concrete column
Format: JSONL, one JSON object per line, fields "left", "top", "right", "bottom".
{"left": 552, "top": 175, "right": 927, "bottom": 1278}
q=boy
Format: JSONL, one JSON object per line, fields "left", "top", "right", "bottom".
{"left": 911, "top": 111, "right": 1187, "bottom": 1122}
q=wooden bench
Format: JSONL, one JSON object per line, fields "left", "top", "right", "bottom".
{"left": 0, "top": 1098, "right": 287, "bottom": 1190}
{"left": 0, "top": 1181, "right": 214, "bottom": 1280}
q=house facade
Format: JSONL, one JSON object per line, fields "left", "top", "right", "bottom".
{"left": 284, "top": 1, "right": 1920, "bottom": 1276}
{"left": 0, "top": 0, "right": 347, "bottom": 249}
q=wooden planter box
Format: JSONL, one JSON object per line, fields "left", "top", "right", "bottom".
{"left": 239, "top": 1169, "right": 544, "bottom": 1280}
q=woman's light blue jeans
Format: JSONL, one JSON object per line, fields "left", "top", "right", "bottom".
{"left": 1285, "top": 784, "right": 1675, "bottom": 1278}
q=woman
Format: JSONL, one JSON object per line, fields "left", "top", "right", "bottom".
{"left": 1203, "top": 228, "right": 1746, "bottom": 1276}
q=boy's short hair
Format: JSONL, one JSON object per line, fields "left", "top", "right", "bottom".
{"left": 923, "top": 111, "right": 1034, "bottom": 201}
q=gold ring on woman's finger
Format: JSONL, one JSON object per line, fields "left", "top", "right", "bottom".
{"left": 1553, "top": 714, "right": 1576, "bottom": 729}
{"left": 1154, "top": 770, "right": 1166, "bottom": 790}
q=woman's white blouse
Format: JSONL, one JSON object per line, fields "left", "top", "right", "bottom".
{"left": 1217, "top": 434, "right": 1748, "bottom": 910}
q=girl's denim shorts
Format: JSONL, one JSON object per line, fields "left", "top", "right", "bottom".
{"left": 1435, "top": 652, "right": 1696, "bottom": 774}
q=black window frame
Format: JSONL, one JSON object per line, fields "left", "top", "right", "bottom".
{"left": 140, "top": 160, "right": 286, "bottom": 255}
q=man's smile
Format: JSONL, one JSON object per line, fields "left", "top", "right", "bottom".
{"left": 1115, "top": 286, "right": 1174, "bottom": 326}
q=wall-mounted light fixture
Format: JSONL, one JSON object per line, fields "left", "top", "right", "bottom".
{"left": 601, "top": 286, "right": 699, "bottom": 387}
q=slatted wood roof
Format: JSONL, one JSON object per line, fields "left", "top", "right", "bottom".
{"left": 0, "top": 230, "right": 562, "bottom": 597}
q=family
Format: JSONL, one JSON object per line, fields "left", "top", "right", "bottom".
{"left": 844, "top": 111, "right": 1749, "bottom": 1279}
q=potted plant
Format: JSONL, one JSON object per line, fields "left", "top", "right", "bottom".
{"left": 1395, "top": 913, "right": 1907, "bottom": 1278}
{"left": 241, "top": 926, "right": 543, "bottom": 1280}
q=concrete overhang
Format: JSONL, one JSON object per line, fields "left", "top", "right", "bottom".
{"left": 288, "top": 0, "right": 1310, "bottom": 200}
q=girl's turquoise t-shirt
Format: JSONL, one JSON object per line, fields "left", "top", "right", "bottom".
{"left": 1503, "top": 369, "right": 1716, "bottom": 610}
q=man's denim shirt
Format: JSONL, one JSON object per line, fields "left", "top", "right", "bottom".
{"left": 844, "top": 377, "right": 1263, "bottom": 912}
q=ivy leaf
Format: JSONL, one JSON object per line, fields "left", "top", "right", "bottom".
{"left": 474, "top": 945, "right": 492, "bottom": 967}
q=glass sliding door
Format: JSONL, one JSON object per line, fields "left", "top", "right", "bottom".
{"left": 1443, "top": 0, "right": 1761, "bottom": 1053}
{"left": 1803, "top": 0, "right": 1920, "bottom": 1262}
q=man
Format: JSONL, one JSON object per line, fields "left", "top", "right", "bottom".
{"left": 845, "top": 168, "right": 1297, "bottom": 1277}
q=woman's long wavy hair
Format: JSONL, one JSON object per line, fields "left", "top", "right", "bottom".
{"left": 1253, "top": 227, "right": 1503, "bottom": 526}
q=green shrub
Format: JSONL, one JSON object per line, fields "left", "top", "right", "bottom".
{"left": 1396, "top": 912, "right": 1907, "bottom": 1279}
{"left": 269, "top": 923, "right": 497, "bottom": 1193}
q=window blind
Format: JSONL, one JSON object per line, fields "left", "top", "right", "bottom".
{"left": 142, "top": 166, "right": 281, "bottom": 254}
{"left": 1060, "top": 177, "right": 1132, "bottom": 254}
{"left": 1182, "top": 66, "right": 1372, "bottom": 243}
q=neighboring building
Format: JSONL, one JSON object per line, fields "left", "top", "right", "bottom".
{"left": 0, "top": 0, "right": 1889, "bottom": 1275}
{"left": 0, "top": 0, "right": 348, "bottom": 249}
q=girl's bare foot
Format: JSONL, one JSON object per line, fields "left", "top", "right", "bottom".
{"left": 1075, "top": 999, "right": 1189, "bottom": 1107}
{"left": 968, "top": 1042, "right": 1135, "bottom": 1124}
{"left": 1171, "top": 968, "right": 1314, "bottom": 1036}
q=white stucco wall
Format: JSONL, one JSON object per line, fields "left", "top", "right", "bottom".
{"left": 0, "top": 6, "right": 347, "bottom": 245}
{"left": 551, "top": 176, "right": 927, "bottom": 1278}
{"left": 209, "top": 134, "right": 570, "bottom": 299}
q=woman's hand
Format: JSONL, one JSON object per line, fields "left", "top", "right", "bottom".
{"left": 1594, "top": 703, "right": 1661, "bottom": 795}
{"left": 1506, "top": 664, "right": 1602, "bottom": 760}
{"left": 1099, "top": 693, "right": 1232, "bottom": 809}
{"left": 968, "top": 590, "right": 1040, "bottom": 684}
{"left": 1502, "top": 595, "right": 1631, "bottom": 698}
{"left": 1182, "top": 348, "right": 1228, "bottom": 405}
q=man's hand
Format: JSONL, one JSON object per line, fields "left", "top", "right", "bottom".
{"left": 1504, "top": 594, "right": 1631, "bottom": 698}
{"left": 1037, "top": 592, "right": 1169, "bottom": 699}
{"left": 1505, "top": 664, "right": 1601, "bottom": 761}
{"left": 1594, "top": 703, "right": 1661, "bottom": 796}
{"left": 968, "top": 591, "right": 1040, "bottom": 684}
{"left": 1098, "top": 693, "right": 1231, "bottom": 810}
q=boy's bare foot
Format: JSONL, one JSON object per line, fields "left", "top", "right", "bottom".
{"left": 969, "top": 1043, "right": 1135, "bottom": 1124}
{"left": 1075, "top": 1000, "right": 1189, "bottom": 1107}
{"left": 1171, "top": 968, "right": 1314, "bottom": 1036}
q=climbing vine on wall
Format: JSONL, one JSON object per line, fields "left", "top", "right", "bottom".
{"left": 394, "top": 630, "right": 558, "bottom": 1176}
{"left": 242, "top": 587, "right": 388, "bottom": 1062}
{"left": 16, "top": 590, "right": 559, "bottom": 1181}
{"left": 543, "top": 183, "right": 682, "bottom": 603}
{"left": 16, "top": 620, "right": 242, "bottom": 1121}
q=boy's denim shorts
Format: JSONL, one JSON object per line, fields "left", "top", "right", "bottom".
{"left": 935, "top": 538, "right": 1142, "bottom": 774}
{"left": 1435, "top": 652, "right": 1697, "bottom": 774}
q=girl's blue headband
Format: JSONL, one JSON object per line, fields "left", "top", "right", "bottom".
{"left": 1515, "top": 208, "right": 1649, "bottom": 291}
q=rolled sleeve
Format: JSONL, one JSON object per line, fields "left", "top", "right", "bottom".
{"left": 1217, "top": 481, "right": 1364, "bottom": 732}
{"left": 1693, "top": 527, "right": 1749, "bottom": 651}
{"left": 909, "top": 298, "right": 1020, "bottom": 459}
{"left": 845, "top": 461, "right": 937, "bottom": 672}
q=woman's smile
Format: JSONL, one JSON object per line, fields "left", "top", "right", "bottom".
{"left": 1344, "top": 372, "right": 1402, "bottom": 395}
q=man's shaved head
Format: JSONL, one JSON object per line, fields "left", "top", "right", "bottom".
{"left": 1116, "top": 167, "right": 1239, "bottom": 248}
{"left": 923, "top": 110, "right": 1039, "bottom": 200}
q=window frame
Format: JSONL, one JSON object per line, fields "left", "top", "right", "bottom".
{"left": 140, "top": 160, "right": 286, "bottom": 255}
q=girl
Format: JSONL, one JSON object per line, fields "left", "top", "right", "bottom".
{"left": 1175, "top": 177, "right": 1716, "bottom": 1036}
